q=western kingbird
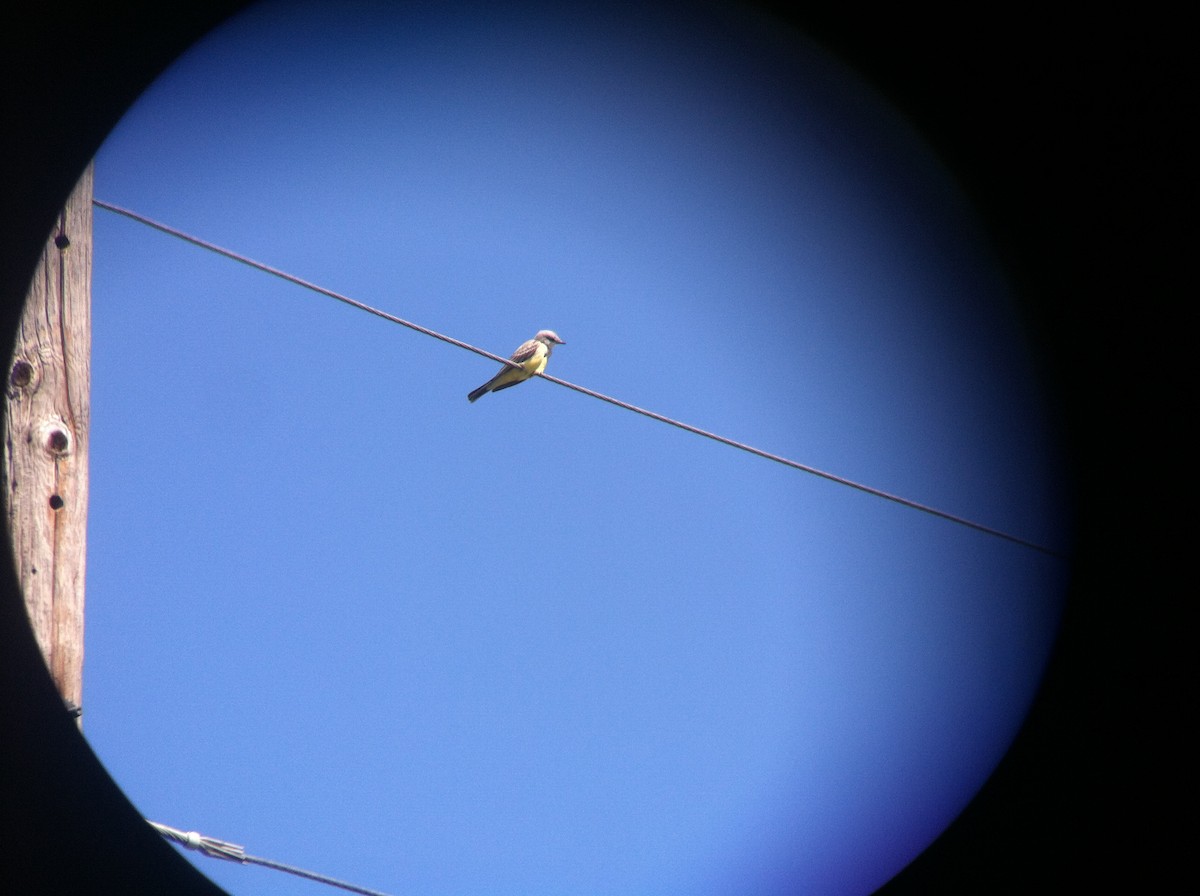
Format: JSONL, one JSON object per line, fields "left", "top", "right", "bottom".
{"left": 468, "top": 329, "right": 565, "bottom": 403}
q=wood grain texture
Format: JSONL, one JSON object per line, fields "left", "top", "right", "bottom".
{"left": 4, "top": 163, "right": 92, "bottom": 721}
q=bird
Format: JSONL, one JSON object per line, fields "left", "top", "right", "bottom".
{"left": 468, "top": 330, "right": 565, "bottom": 402}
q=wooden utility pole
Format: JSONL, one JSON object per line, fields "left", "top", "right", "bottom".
{"left": 4, "top": 163, "right": 92, "bottom": 724}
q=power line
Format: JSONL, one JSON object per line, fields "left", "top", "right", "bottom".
{"left": 148, "top": 821, "right": 395, "bottom": 896}
{"left": 93, "top": 199, "right": 1066, "bottom": 559}
{"left": 92, "top": 199, "right": 513, "bottom": 367}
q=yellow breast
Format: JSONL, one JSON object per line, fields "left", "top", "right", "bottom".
{"left": 523, "top": 346, "right": 549, "bottom": 375}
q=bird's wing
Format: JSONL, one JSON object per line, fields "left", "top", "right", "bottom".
{"left": 509, "top": 338, "right": 541, "bottom": 365}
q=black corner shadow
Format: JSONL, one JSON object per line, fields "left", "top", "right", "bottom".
{"left": 2, "top": 3, "right": 1177, "bottom": 893}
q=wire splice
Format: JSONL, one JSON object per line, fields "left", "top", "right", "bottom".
{"left": 148, "top": 821, "right": 395, "bottom": 896}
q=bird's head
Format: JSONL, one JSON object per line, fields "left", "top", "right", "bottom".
{"left": 536, "top": 330, "right": 565, "bottom": 345}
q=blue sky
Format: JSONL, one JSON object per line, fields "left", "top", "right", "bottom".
{"left": 81, "top": 2, "right": 1072, "bottom": 894}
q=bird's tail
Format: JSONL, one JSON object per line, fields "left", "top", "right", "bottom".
{"left": 467, "top": 383, "right": 489, "bottom": 403}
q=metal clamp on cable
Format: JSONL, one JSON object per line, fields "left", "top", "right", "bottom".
{"left": 147, "top": 820, "right": 246, "bottom": 863}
